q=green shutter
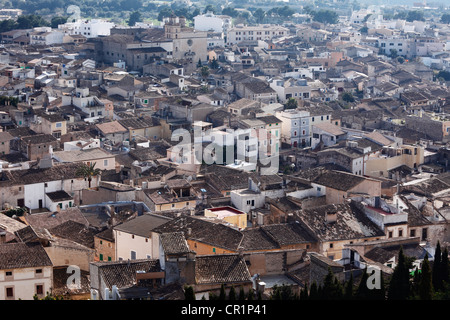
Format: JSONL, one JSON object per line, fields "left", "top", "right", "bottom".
{"left": 99, "top": 254, "right": 103, "bottom": 261}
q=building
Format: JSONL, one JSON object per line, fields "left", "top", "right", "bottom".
{"left": 0, "top": 242, "right": 53, "bottom": 300}
{"left": 59, "top": 19, "right": 115, "bottom": 38}
{"left": 227, "top": 24, "right": 289, "bottom": 45}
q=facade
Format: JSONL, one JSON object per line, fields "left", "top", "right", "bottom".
{"left": 0, "top": 242, "right": 53, "bottom": 300}
{"left": 227, "top": 24, "right": 289, "bottom": 45}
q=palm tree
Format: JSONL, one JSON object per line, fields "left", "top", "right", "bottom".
{"left": 76, "top": 162, "right": 101, "bottom": 188}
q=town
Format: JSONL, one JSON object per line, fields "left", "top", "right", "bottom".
{"left": 0, "top": 0, "right": 449, "bottom": 302}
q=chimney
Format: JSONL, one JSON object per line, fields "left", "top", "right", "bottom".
{"left": 325, "top": 208, "right": 337, "bottom": 224}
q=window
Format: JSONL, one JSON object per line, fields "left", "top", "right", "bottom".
{"left": 5, "top": 271, "right": 12, "bottom": 277}
{"left": 103, "top": 159, "right": 108, "bottom": 167}
{"left": 99, "top": 253, "right": 103, "bottom": 261}
{"left": 389, "top": 231, "right": 393, "bottom": 238}
{"left": 131, "top": 251, "right": 136, "bottom": 260}
{"left": 55, "top": 122, "right": 62, "bottom": 128}
{"left": 330, "top": 243, "right": 334, "bottom": 248}
{"left": 398, "top": 229, "right": 403, "bottom": 237}
{"left": 410, "top": 229, "right": 416, "bottom": 237}
{"left": 36, "top": 284, "right": 44, "bottom": 295}
{"left": 6, "top": 287, "right": 13, "bottom": 298}
{"left": 35, "top": 269, "right": 42, "bottom": 274}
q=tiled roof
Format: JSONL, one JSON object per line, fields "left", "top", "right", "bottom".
{"left": 96, "top": 121, "right": 128, "bottom": 134}
{"left": 312, "top": 170, "right": 366, "bottom": 191}
{"left": 8, "top": 163, "right": 84, "bottom": 185}
{"left": 0, "top": 242, "right": 53, "bottom": 269}
{"left": 21, "top": 133, "right": 57, "bottom": 144}
{"left": 153, "top": 216, "right": 244, "bottom": 252}
{"left": 46, "top": 190, "right": 73, "bottom": 202}
{"left": 93, "top": 259, "right": 161, "bottom": 289}
{"left": 48, "top": 220, "right": 98, "bottom": 248}
{"left": 195, "top": 254, "right": 252, "bottom": 285}
{"left": 24, "top": 207, "right": 89, "bottom": 230}
{"left": 113, "top": 214, "right": 172, "bottom": 238}
{"left": 159, "top": 232, "right": 191, "bottom": 255}
{"left": 297, "top": 202, "right": 385, "bottom": 242}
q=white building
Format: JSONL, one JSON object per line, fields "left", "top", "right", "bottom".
{"left": 61, "top": 87, "right": 106, "bottom": 118}
{"left": 58, "top": 19, "right": 115, "bottom": 38}
{"left": 194, "top": 12, "right": 231, "bottom": 38}
{"left": 29, "top": 27, "right": 64, "bottom": 46}
{"left": 227, "top": 24, "right": 289, "bottom": 45}
{"left": 0, "top": 242, "right": 53, "bottom": 300}
{"left": 113, "top": 214, "right": 172, "bottom": 261}
{"left": 276, "top": 109, "right": 311, "bottom": 148}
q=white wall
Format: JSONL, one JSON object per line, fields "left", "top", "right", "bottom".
{"left": 0, "top": 267, "right": 52, "bottom": 300}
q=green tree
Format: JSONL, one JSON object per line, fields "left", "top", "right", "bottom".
{"left": 321, "top": 267, "right": 343, "bottom": 300}
{"left": 127, "top": 11, "right": 142, "bottom": 26}
{"left": 311, "top": 10, "right": 339, "bottom": 24}
{"left": 406, "top": 10, "right": 425, "bottom": 22}
{"left": 238, "top": 286, "right": 246, "bottom": 300}
{"left": 389, "top": 49, "right": 398, "bottom": 59}
{"left": 253, "top": 8, "right": 266, "bottom": 23}
{"left": 76, "top": 162, "right": 101, "bottom": 188}
{"left": 397, "top": 56, "right": 405, "bottom": 64}
{"left": 247, "top": 288, "right": 254, "bottom": 300}
{"left": 157, "top": 7, "right": 173, "bottom": 22}
{"left": 309, "top": 282, "right": 319, "bottom": 300}
{"left": 209, "top": 57, "right": 219, "bottom": 69}
{"left": 342, "top": 92, "right": 355, "bottom": 103}
{"left": 441, "top": 248, "right": 449, "bottom": 286}
{"left": 184, "top": 285, "right": 196, "bottom": 300}
{"left": 284, "top": 98, "right": 298, "bottom": 110}
{"left": 222, "top": 7, "right": 239, "bottom": 18}
{"left": 437, "top": 71, "right": 450, "bottom": 81}
{"left": 51, "top": 16, "right": 67, "bottom": 29}
{"left": 271, "top": 284, "right": 297, "bottom": 300}
{"left": 228, "top": 286, "right": 236, "bottom": 300}
{"left": 433, "top": 241, "right": 442, "bottom": 291}
{"left": 419, "top": 254, "right": 433, "bottom": 300}
{"left": 219, "top": 284, "right": 226, "bottom": 300}
{"left": 387, "top": 247, "right": 412, "bottom": 300}
{"left": 200, "top": 66, "right": 210, "bottom": 81}
{"left": 344, "top": 273, "right": 354, "bottom": 300}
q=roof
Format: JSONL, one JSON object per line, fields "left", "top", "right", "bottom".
{"left": 24, "top": 207, "right": 89, "bottom": 229}
{"left": 364, "top": 131, "right": 393, "bottom": 146}
{"left": 312, "top": 170, "right": 367, "bottom": 191}
{"left": 195, "top": 254, "right": 252, "bottom": 285}
{"left": 92, "top": 259, "right": 161, "bottom": 290}
{"left": 113, "top": 214, "right": 172, "bottom": 238}
{"left": 297, "top": 202, "right": 385, "bottom": 242}
{"left": 21, "top": 133, "right": 57, "bottom": 144}
{"left": 48, "top": 220, "right": 98, "bottom": 248}
{"left": 8, "top": 163, "right": 86, "bottom": 185}
{"left": 313, "top": 122, "right": 345, "bottom": 136}
{"left": 46, "top": 190, "right": 73, "bottom": 202}
{"left": 0, "top": 242, "right": 53, "bottom": 269}
{"left": 159, "top": 232, "right": 191, "bottom": 255}
{"left": 118, "top": 117, "right": 158, "bottom": 130}
{"left": 53, "top": 148, "right": 114, "bottom": 163}
{"left": 152, "top": 216, "right": 244, "bottom": 252}
{"left": 96, "top": 121, "right": 128, "bottom": 134}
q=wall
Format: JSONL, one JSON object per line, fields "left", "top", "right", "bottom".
{"left": 45, "top": 245, "right": 94, "bottom": 271}
{"left": 114, "top": 230, "right": 154, "bottom": 261}
{"left": 0, "top": 266, "right": 52, "bottom": 300}
{"left": 94, "top": 236, "right": 115, "bottom": 262}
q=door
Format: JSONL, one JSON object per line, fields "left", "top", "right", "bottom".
{"left": 17, "top": 199, "right": 24, "bottom": 207}
{"left": 38, "top": 199, "right": 43, "bottom": 209}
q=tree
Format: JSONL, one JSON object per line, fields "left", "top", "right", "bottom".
{"left": 406, "top": 10, "right": 425, "bottom": 22}
{"left": 127, "top": 11, "right": 142, "bottom": 26}
{"left": 284, "top": 98, "right": 298, "bottom": 110}
{"left": 253, "top": 8, "right": 266, "bottom": 24}
{"left": 76, "top": 162, "right": 101, "bottom": 188}
{"left": 311, "top": 10, "right": 339, "bottom": 24}
{"left": 238, "top": 287, "right": 246, "bottom": 300}
{"left": 209, "top": 57, "right": 219, "bottom": 70}
{"left": 344, "top": 273, "right": 354, "bottom": 300}
{"left": 219, "top": 284, "right": 226, "bottom": 300}
{"left": 200, "top": 66, "right": 210, "bottom": 81}
{"left": 204, "top": 4, "right": 217, "bottom": 14}
{"left": 308, "top": 282, "right": 319, "bottom": 300}
{"left": 387, "top": 247, "right": 412, "bottom": 300}
{"left": 419, "top": 254, "right": 433, "bottom": 300}
{"left": 321, "top": 267, "right": 343, "bottom": 300}
{"left": 157, "top": 7, "right": 173, "bottom": 22}
{"left": 270, "top": 284, "right": 297, "bottom": 300}
{"left": 222, "top": 7, "right": 239, "bottom": 18}
{"left": 389, "top": 49, "right": 398, "bottom": 59}
{"left": 441, "top": 248, "right": 449, "bottom": 286}
{"left": 397, "top": 56, "right": 405, "bottom": 64}
{"left": 184, "top": 286, "right": 196, "bottom": 300}
{"left": 51, "top": 16, "right": 67, "bottom": 29}
{"left": 437, "top": 71, "right": 450, "bottom": 81}
{"left": 228, "top": 286, "right": 236, "bottom": 300}
{"left": 441, "top": 13, "right": 450, "bottom": 24}
{"left": 342, "top": 92, "right": 355, "bottom": 103}
{"left": 433, "top": 241, "right": 442, "bottom": 291}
